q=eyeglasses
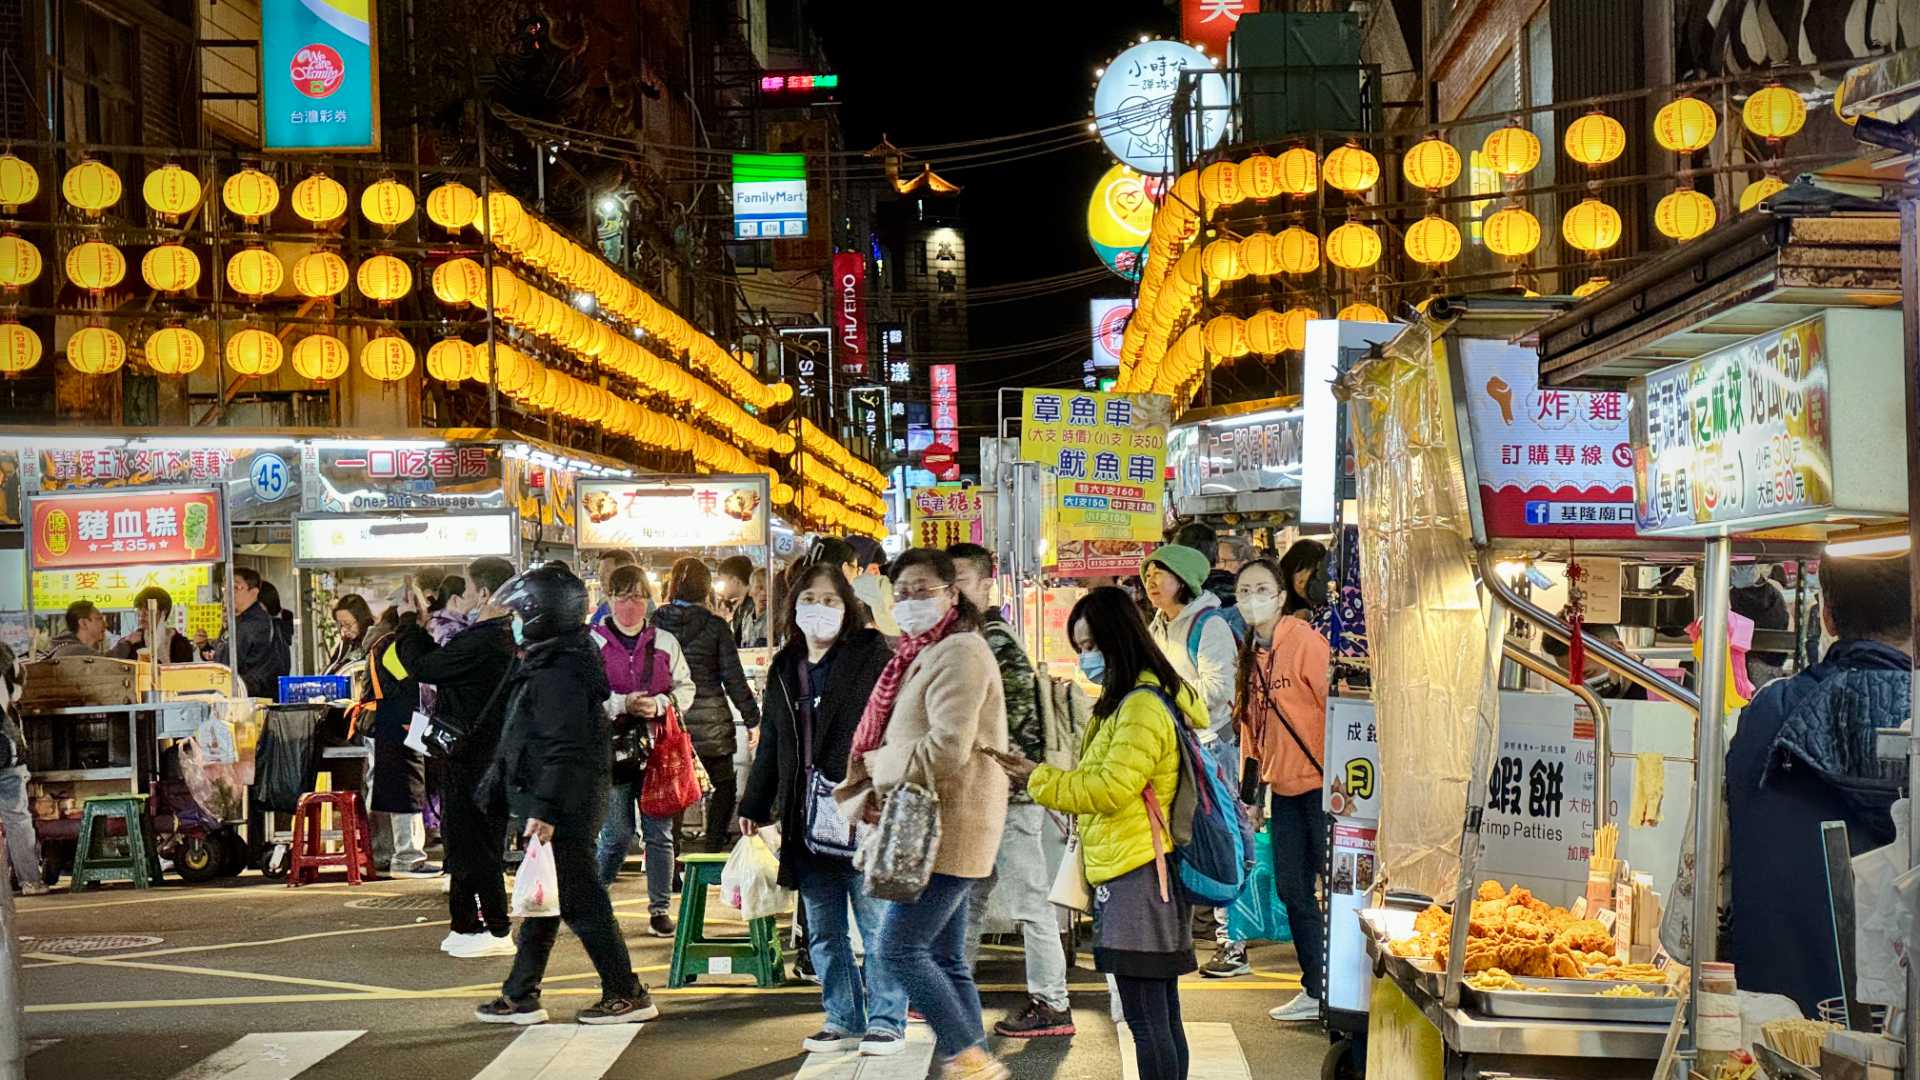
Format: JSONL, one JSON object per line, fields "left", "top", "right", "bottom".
{"left": 892, "top": 583, "right": 952, "bottom": 603}
{"left": 1236, "top": 584, "right": 1279, "bottom": 600}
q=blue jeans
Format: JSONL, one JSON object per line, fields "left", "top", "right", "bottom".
{"left": 799, "top": 862, "right": 907, "bottom": 1038}
{"left": 594, "top": 781, "right": 675, "bottom": 915}
{"left": 0, "top": 767, "right": 40, "bottom": 889}
{"left": 879, "top": 872, "right": 986, "bottom": 1058}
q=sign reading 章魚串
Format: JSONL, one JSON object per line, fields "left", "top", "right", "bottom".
{"left": 30, "top": 488, "right": 223, "bottom": 570}
{"left": 1019, "top": 389, "right": 1170, "bottom": 542}
{"left": 908, "top": 485, "right": 984, "bottom": 548}
{"left": 261, "top": 0, "right": 380, "bottom": 152}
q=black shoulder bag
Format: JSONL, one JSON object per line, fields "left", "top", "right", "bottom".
{"left": 792, "top": 662, "right": 863, "bottom": 858}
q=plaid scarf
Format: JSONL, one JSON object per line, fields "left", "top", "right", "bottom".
{"left": 851, "top": 605, "right": 962, "bottom": 756}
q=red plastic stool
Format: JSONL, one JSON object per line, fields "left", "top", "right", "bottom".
{"left": 286, "top": 791, "right": 378, "bottom": 887}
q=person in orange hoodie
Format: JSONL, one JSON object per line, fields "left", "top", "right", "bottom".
{"left": 1233, "top": 547, "right": 1332, "bottom": 1023}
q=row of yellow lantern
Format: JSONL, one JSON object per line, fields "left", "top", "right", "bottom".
{"left": 794, "top": 449, "right": 887, "bottom": 517}
{"left": 0, "top": 319, "right": 421, "bottom": 381}
{"left": 0, "top": 153, "right": 432, "bottom": 231}
{"left": 0, "top": 233, "right": 421, "bottom": 302}
{"left": 799, "top": 418, "right": 886, "bottom": 494}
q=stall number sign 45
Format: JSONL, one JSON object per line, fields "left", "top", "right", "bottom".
{"left": 249, "top": 453, "right": 290, "bottom": 503}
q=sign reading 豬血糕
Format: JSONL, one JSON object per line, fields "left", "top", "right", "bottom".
{"left": 260, "top": 0, "right": 380, "bottom": 151}
{"left": 908, "top": 485, "right": 983, "bottom": 549}
{"left": 29, "top": 488, "right": 223, "bottom": 570}
{"left": 303, "top": 444, "right": 505, "bottom": 513}
{"left": 577, "top": 476, "right": 769, "bottom": 550}
{"left": 1019, "top": 389, "right": 1170, "bottom": 541}
{"left": 732, "top": 153, "right": 808, "bottom": 240}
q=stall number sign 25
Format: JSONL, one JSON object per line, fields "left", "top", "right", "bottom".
{"left": 250, "top": 453, "right": 290, "bottom": 503}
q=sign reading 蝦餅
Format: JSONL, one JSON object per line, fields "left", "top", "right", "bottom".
{"left": 1019, "top": 389, "right": 1170, "bottom": 542}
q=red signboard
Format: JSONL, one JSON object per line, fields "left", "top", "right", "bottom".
{"left": 31, "top": 488, "right": 224, "bottom": 569}
{"left": 834, "top": 251, "right": 867, "bottom": 377}
{"left": 1182, "top": 0, "right": 1251, "bottom": 56}
{"left": 930, "top": 364, "right": 959, "bottom": 481}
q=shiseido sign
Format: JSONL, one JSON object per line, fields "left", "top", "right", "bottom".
{"left": 834, "top": 251, "right": 867, "bottom": 377}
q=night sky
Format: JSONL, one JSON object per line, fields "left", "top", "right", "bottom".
{"left": 814, "top": 2, "right": 1175, "bottom": 443}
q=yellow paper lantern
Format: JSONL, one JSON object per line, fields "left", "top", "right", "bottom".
{"left": 0, "top": 322, "right": 42, "bottom": 373}
{"left": 290, "top": 334, "right": 350, "bottom": 382}
{"left": 1244, "top": 310, "right": 1286, "bottom": 356}
{"left": 1565, "top": 111, "right": 1626, "bottom": 166}
{"left": 1562, "top": 198, "right": 1623, "bottom": 252}
{"left": 1572, "top": 276, "right": 1610, "bottom": 299}
{"left": 1404, "top": 215, "right": 1462, "bottom": 265}
{"left": 1238, "top": 153, "right": 1279, "bottom": 200}
{"left": 430, "top": 258, "right": 484, "bottom": 306}
{"left": 1743, "top": 84, "right": 1806, "bottom": 140}
{"left": 1483, "top": 205, "right": 1542, "bottom": 258}
{"left": 142, "top": 164, "right": 202, "bottom": 218}
{"left": 1326, "top": 222, "right": 1381, "bottom": 270}
{"left": 1739, "top": 176, "right": 1787, "bottom": 212}
{"left": 1323, "top": 143, "right": 1380, "bottom": 193}
{"left": 225, "top": 328, "right": 283, "bottom": 377}
{"left": 1401, "top": 138, "right": 1462, "bottom": 190}
{"left": 362, "top": 336, "right": 416, "bottom": 382}
{"left": 0, "top": 154, "right": 39, "bottom": 211}
{"left": 360, "top": 179, "right": 416, "bottom": 229}
{"left": 1654, "top": 97, "right": 1718, "bottom": 153}
{"left": 1274, "top": 147, "right": 1318, "bottom": 196}
{"left": 1337, "top": 301, "right": 1389, "bottom": 323}
{"left": 426, "top": 338, "right": 473, "bottom": 384}
{"left": 226, "top": 247, "right": 284, "bottom": 299}
{"left": 140, "top": 244, "right": 202, "bottom": 293}
{"left": 1273, "top": 226, "right": 1319, "bottom": 275}
{"left": 64, "top": 241, "right": 127, "bottom": 291}
{"left": 1204, "top": 314, "right": 1249, "bottom": 359}
{"left": 222, "top": 168, "right": 280, "bottom": 222}
{"left": 67, "top": 326, "right": 126, "bottom": 375}
{"left": 1276, "top": 306, "right": 1315, "bottom": 352}
{"left": 290, "top": 174, "right": 348, "bottom": 225}
{"left": 291, "top": 251, "right": 350, "bottom": 298}
{"left": 426, "top": 182, "right": 479, "bottom": 233}
{"left": 356, "top": 254, "right": 413, "bottom": 302}
{"left": 488, "top": 266, "right": 520, "bottom": 313}
{"left": 1655, "top": 188, "right": 1717, "bottom": 241}
{"left": 1199, "top": 161, "right": 1242, "bottom": 208}
{"left": 1202, "top": 238, "right": 1244, "bottom": 282}
{"left": 475, "top": 191, "right": 524, "bottom": 242}
{"left": 1174, "top": 246, "right": 1204, "bottom": 290}
{"left": 1482, "top": 125, "right": 1541, "bottom": 176}
{"left": 0, "top": 235, "right": 42, "bottom": 288}
{"left": 143, "top": 327, "right": 204, "bottom": 375}
{"left": 61, "top": 160, "right": 121, "bottom": 214}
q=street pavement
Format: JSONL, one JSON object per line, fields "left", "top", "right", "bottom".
{"left": 15, "top": 870, "right": 1333, "bottom": 1079}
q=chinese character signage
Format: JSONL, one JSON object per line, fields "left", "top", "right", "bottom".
{"left": 1325, "top": 698, "right": 1380, "bottom": 819}
{"left": 1167, "top": 404, "right": 1304, "bottom": 515}
{"left": 1630, "top": 313, "right": 1839, "bottom": 536}
{"left": 1459, "top": 337, "right": 1636, "bottom": 539}
{"left": 1479, "top": 693, "right": 1598, "bottom": 894}
{"left": 33, "top": 564, "right": 211, "bottom": 611}
{"left": 294, "top": 512, "right": 517, "bottom": 566}
{"left": 1091, "top": 298, "right": 1132, "bottom": 370}
{"left": 1049, "top": 538, "right": 1154, "bottom": 579}
{"left": 909, "top": 485, "right": 983, "bottom": 548}
{"left": 303, "top": 443, "right": 505, "bottom": 513}
{"left": 930, "top": 364, "right": 960, "bottom": 481}
{"left": 834, "top": 251, "right": 867, "bottom": 377}
{"left": 261, "top": 0, "right": 380, "bottom": 152}
{"left": 30, "top": 488, "right": 223, "bottom": 570}
{"left": 1182, "top": 0, "right": 1250, "bottom": 55}
{"left": 514, "top": 462, "right": 578, "bottom": 546}
{"left": 1086, "top": 166, "right": 1156, "bottom": 282}
{"left": 578, "top": 477, "right": 769, "bottom": 550}
{"left": 1019, "top": 389, "right": 1170, "bottom": 541}
{"left": 732, "top": 152, "right": 808, "bottom": 240}
{"left": 1092, "top": 40, "right": 1228, "bottom": 175}
{"left": 32, "top": 444, "right": 298, "bottom": 523}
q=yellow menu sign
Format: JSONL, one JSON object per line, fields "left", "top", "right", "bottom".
{"left": 33, "top": 564, "right": 211, "bottom": 611}
{"left": 1018, "top": 389, "right": 1171, "bottom": 541}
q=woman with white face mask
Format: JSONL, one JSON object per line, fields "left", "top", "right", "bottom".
{"left": 737, "top": 563, "right": 907, "bottom": 1057}
{"left": 1232, "top": 553, "right": 1333, "bottom": 1024}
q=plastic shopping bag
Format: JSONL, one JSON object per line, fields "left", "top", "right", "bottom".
{"left": 639, "top": 708, "right": 703, "bottom": 818}
{"left": 511, "top": 836, "right": 561, "bottom": 918}
{"left": 721, "top": 834, "right": 792, "bottom": 920}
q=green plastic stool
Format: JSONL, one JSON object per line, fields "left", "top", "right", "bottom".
{"left": 668, "top": 852, "right": 784, "bottom": 988}
{"left": 70, "top": 795, "right": 162, "bottom": 892}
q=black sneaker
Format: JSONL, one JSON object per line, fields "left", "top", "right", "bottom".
{"left": 1201, "top": 941, "right": 1251, "bottom": 978}
{"left": 649, "top": 913, "right": 674, "bottom": 938}
{"left": 994, "top": 998, "right": 1076, "bottom": 1038}
{"left": 859, "top": 1031, "right": 906, "bottom": 1056}
{"left": 578, "top": 987, "right": 659, "bottom": 1025}
{"left": 474, "top": 996, "right": 548, "bottom": 1025}
{"left": 802, "top": 1029, "right": 862, "bottom": 1052}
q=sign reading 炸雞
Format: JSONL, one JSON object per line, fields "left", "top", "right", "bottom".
{"left": 1019, "top": 389, "right": 1170, "bottom": 542}
{"left": 732, "top": 153, "right": 808, "bottom": 240}
{"left": 261, "top": 0, "right": 380, "bottom": 151}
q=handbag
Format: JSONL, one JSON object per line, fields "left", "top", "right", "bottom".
{"left": 859, "top": 759, "right": 942, "bottom": 902}
{"left": 426, "top": 662, "right": 514, "bottom": 760}
{"left": 1047, "top": 818, "right": 1092, "bottom": 913}
{"left": 639, "top": 706, "right": 703, "bottom": 818}
{"left": 609, "top": 637, "right": 661, "bottom": 777}
{"left": 785, "top": 665, "right": 863, "bottom": 859}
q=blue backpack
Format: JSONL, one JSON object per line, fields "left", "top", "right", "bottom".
{"left": 1184, "top": 607, "right": 1245, "bottom": 666}
{"left": 1138, "top": 686, "right": 1250, "bottom": 908}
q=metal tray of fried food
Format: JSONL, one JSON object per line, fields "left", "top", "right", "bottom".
{"left": 1752, "top": 1043, "right": 1820, "bottom": 1080}
{"left": 1461, "top": 976, "right": 1678, "bottom": 1024}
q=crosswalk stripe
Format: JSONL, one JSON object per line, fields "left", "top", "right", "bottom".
{"left": 793, "top": 1026, "right": 936, "bottom": 1080}
{"left": 167, "top": 1031, "right": 366, "bottom": 1080}
{"left": 1117, "top": 1021, "right": 1250, "bottom": 1080}
{"left": 470, "top": 1026, "right": 642, "bottom": 1080}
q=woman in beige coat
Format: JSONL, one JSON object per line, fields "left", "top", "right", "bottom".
{"left": 836, "top": 547, "right": 1010, "bottom": 1080}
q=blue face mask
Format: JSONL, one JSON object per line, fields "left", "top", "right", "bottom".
{"left": 1077, "top": 649, "right": 1106, "bottom": 684}
{"left": 511, "top": 614, "right": 527, "bottom": 645}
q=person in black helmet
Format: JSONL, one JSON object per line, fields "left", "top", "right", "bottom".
{"left": 475, "top": 564, "right": 659, "bottom": 1027}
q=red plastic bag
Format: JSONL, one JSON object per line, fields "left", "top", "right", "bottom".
{"left": 639, "top": 708, "right": 702, "bottom": 818}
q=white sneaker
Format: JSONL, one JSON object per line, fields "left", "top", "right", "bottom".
{"left": 439, "top": 931, "right": 463, "bottom": 953}
{"left": 1269, "top": 991, "right": 1320, "bottom": 1022}
{"left": 447, "top": 932, "right": 517, "bottom": 959}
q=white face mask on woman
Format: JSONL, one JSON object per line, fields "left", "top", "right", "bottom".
{"left": 1238, "top": 593, "right": 1280, "bottom": 627}
{"left": 794, "top": 602, "right": 845, "bottom": 642}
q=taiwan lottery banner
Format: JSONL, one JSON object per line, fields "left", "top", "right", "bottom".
{"left": 1018, "top": 389, "right": 1171, "bottom": 542}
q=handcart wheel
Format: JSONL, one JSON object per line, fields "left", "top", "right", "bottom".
{"left": 176, "top": 835, "right": 223, "bottom": 883}
{"left": 1321, "top": 1036, "right": 1363, "bottom": 1080}
{"left": 258, "top": 842, "right": 291, "bottom": 881}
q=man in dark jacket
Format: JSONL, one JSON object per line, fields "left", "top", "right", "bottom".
{"left": 1725, "top": 554, "right": 1911, "bottom": 1015}
{"left": 650, "top": 557, "right": 761, "bottom": 853}
{"left": 109, "top": 587, "right": 197, "bottom": 663}
{"left": 476, "top": 564, "right": 656, "bottom": 1026}
{"left": 399, "top": 556, "right": 518, "bottom": 959}
{"left": 229, "top": 569, "right": 288, "bottom": 698}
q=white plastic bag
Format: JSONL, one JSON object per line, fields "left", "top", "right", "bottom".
{"left": 511, "top": 836, "right": 560, "bottom": 918}
{"left": 721, "top": 834, "right": 792, "bottom": 920}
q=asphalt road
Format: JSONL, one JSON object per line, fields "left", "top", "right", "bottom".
{"left": 14, "top": 870, "right": 1335, "bottom": 1079}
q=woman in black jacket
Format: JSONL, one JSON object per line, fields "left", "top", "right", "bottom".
{"left": 649, "top": 557, "right": 761, "bottom": 853}
{"left": 737, "top": 562, "right": 902, "bottom": 1056}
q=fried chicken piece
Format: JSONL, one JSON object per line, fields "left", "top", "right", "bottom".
{"left": 1550, "top": 951, "right": 1583, "bottom": 979}
{"left": 1478, "top": 880, "right": 1509, "bottom": 901}
{"left": 1498, "top": 940, "right": 1555, "bottom": 978}
{"left": 1414, "top": 905, "right": 1451, "bottom": 936}
{"left": 1552, "top": 919, "right": 1614, "bottom": 956}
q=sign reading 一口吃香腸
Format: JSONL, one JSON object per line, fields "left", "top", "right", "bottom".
{"left": 732, "top": 153, "right": 808, "bottom": 240}
{"left": 1167, "top": 403, "right": 1305, "bottom": 516}
{"left": 30, "top": 488, "right": 223, "bottom": 570}
{"left": 261, "top": 0, "right": 380, "bottom": 152}
{"left": 302, "top": 443, "right": 504, "bottom": 513}
{"left": 1093, "top": 40, "right": 1228, "bottom": 176}
{"left": 1019, "top": 389, "right": 1170, "bottom": 542}
{"left": 909, "top": 485, "right": 984, "bottom": 548}
{"left": 578, "top": 477, "right": 769, "bottom": 550}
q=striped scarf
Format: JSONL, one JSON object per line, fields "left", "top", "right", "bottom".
{"left": 851, "top": 605, "right": 961, "bottom": 755}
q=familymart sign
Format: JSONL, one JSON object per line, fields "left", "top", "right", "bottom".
{"left": 732, "top": 153, "right": 808, "bottom": 240}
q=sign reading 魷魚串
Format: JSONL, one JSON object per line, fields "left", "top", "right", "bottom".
{"left": 1018, "top": 389, "right": 1169, "bottom": 542}
{"left": 261, "top": 0, "right": 380, "bottom": 152}
{"left": 732, "top": 153, "right": 808, "bottom": 240}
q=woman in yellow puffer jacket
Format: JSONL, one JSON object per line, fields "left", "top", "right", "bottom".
{"left": 996, "top": 586, "right": 1201, "bottom": 1080}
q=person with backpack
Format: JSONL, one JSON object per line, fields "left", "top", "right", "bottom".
{"left": 1233, "top": 554, "right": 1332, "bottom": 1022}
{"left": 996, "top": 586, "right": 1204, "bottom": 1080}
{"left": 1141, "top": 544, "right": 1249, "bottom": 977}
{"left": 948, "top": 543, "right": 1074, "bottom": 1039}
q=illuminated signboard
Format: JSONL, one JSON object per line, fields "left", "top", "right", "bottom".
{"left": 759, "top": 72, "right": 840, "bottom": 94}
{"left": 578, "top": 476, "right": 770, "bottom": 550}
{"left": 30, "top": 488, "right": 224, "bottom": 570}
{"left": 1091, "top": 298, "right": 1132, "bottom": 369}
{"left": 1086, "top": 164, "right": 1156, "bottom": 281}
{"left": 261, "top": 0, "right": 380, "bottom": 151}
{"left": 294, "top": 512, "right": 516, "bottom": 566}
{"left": 1093, "top": 40, "right": 1228, "bottom": 175}
{"left": 732, "top": 153, "right": 808, "bottom": 240}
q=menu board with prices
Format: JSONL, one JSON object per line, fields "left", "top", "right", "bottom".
{"left": 33, "top": 564, "right": 211, "bottom": 611}
{"left": 1018, "top": 389, "right": 1170, "bottom": 542}
{"left": 908, "top": 485, "right": 983, "bottom": 548}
